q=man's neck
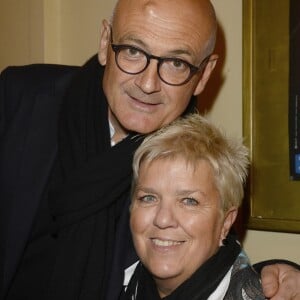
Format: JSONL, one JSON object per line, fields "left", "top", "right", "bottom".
{"left": 108, "top": 109, "right": 128, "bottom": 145}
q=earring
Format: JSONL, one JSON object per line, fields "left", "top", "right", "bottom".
{"left": 222, "top": 237, "right": 228, "bottom": 246}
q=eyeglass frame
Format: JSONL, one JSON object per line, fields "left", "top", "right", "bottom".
{"left": 109, "top": 27, "right": 212, "bottom": 86}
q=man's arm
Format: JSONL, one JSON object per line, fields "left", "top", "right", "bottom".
{"left": 255, "top": 260, "right": 300, "bottom": 299}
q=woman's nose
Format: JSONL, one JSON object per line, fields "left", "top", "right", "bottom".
{"left": 153, "top": 202, "right": 177, "bottom": 229}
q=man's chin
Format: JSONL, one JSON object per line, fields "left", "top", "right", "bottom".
{"left": 120, "top": 117, "right": 164, "bottom": 135}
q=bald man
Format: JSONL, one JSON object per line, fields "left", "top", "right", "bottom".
{"left": 0, "top": 0, "right": 299, "bottom": 299}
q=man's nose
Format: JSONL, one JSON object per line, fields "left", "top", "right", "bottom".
{"left": 134, "top": 60, "right": 161, "bottom": 94}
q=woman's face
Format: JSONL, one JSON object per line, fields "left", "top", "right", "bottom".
{"left": 130, "top": 158, "right": 236, "bottom": 297}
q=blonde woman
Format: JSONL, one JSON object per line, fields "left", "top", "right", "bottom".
{"left": 124, "top": 114, "right": 263, "bottom": 299}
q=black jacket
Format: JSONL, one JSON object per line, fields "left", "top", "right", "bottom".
{"left": 0, "top": 63, "right": 78, "bottom": 298}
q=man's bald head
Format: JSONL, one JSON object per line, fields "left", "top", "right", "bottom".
{"left": 111, "top": 0, "right": 217, "bottom": 57}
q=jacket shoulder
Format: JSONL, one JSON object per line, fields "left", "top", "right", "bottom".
{"left": 1, "top": 63, "right": 79, "bottom": 90}
{"left": 0, "top": 63, "right": 80, "bottom": 134}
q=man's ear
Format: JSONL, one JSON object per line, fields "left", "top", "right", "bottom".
{"left": 219, "top": 207, "right": 238, "bottom": 246}
{"left": 193, "top": 54, "right": 218, "bottom": 96}
{"left": 98, "top": 19, "right": 111, "bottom": 66}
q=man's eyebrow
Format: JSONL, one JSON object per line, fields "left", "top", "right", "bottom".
{"left": 167, "top": 49, "right": 193, "bottom": 57}
{"left": 118, "top": 35, "right": 147, "bottom": 47}
{"left": 118, "top": 35, "right": 193, "bottom": 58}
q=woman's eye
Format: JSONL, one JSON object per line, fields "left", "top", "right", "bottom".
{"left": 138, "top": 194, "right": 156, "bottom": 203}
{"left": 182, "top": 197, "right": 199, "bottom": 206}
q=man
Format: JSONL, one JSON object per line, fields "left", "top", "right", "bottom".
{"left": 0, "top": 0, "right": 299, "bottom": 299}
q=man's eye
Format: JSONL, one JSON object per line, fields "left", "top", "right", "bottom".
{"left": 182, "top": 197, "right": 199, "bottom": 206}
{"left": 125, "top": 47, "right": 141, "bottom": 57}
{"left": 170, "top": 59, "right": 188, "bottom": 70}
{"left": 162, "top": 59, "right": 189, "bottom": 74}
{"left": 172, "top": 59, "right": 184, "bottom": 68}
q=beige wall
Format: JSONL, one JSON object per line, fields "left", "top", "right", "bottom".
{"left": 43, "top": 0, "right": 117, "bottom": 65}
{"left": 0, "top": 0, "right": 299, "bottom": 264}
{"left": 209, "top": 0, "right": 300, "bottom": 264}
{"left": 0, "top": 0, "right": 44, "bottom": 70}
{"left": 0, "top": 0, "right": 116, "bottom": 70}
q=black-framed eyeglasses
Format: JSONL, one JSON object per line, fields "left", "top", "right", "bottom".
{"left": 110, "top": 30, "right": 211, "bottom": 86}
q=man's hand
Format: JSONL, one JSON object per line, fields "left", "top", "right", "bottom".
{"left": 261, "top": 264, "right": 300, "bottom": 299}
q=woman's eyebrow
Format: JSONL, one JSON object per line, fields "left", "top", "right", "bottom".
{"left": 176, "top": 189, "right": 206, "bottom": 197}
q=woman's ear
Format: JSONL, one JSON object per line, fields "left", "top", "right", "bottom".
{"left": 98, "top": 19, "right": 111, "bottom": 66}
{"left": 193, "top": 54, "right": 218, "bottom": 96}
{"left": 219, "top": 207, "right": 238, "bottom": 245}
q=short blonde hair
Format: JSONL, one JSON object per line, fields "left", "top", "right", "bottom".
{"left": 132, "top": 114, "right": 249, "bottom": 212}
